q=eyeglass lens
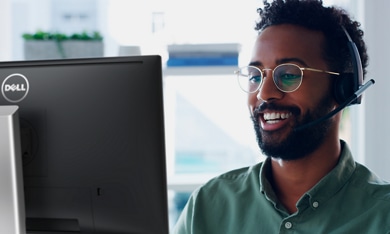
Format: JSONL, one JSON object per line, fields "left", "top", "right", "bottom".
{"left": 237, "top": 64, "right": 303, "bottom": 93}
{"left": 237, "top": 66, "right": 262, "bottom": 93}
{"left": 273, "top": 64, "right": 302, "bottom": 92}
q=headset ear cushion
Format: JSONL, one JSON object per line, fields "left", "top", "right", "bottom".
{"left": 333, "top": 73, "right": 355, "bottom": 105}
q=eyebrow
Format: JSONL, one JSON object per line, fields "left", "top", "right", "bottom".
{"left": 248, "top": 58, "right": 309, "bottom": 67}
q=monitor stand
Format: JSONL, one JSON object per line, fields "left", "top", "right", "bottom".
{"left": 0, "top": 105, "right": 26, "bottom": 234}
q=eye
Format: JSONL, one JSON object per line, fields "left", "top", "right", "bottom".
{"left": 249, "top": 75, "right": 261, "bottom": 84}
{"left": 280, "top": 73, "right": 300, "bottom": 80}
{"left": 280, "top": 73, "right": 301, "bottom": 86}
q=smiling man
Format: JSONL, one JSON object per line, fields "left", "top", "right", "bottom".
{"left": 173, "top": 1, "right": 390, "bottom": 233}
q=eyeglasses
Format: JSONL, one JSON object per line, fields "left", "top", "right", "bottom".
{"left": 234, "top": 63, "right": 340, "bottom": 93}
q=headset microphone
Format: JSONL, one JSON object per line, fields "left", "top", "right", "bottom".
{"left": 294, "top": 79, "right": 375, "bottom": 131}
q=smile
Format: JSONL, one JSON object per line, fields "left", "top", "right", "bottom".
{"left": 263, "top": 112, "right": 292, "bottom": 124}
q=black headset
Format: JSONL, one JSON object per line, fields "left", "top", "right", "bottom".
{"left": 333, "top": 26, "right": 364, "bottom": 106}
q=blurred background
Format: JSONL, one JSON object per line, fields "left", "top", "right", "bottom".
{"left": 1, "top": 0, "right": 389, "bottom": 231}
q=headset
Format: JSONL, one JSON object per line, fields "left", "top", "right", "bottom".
{"left": 333, "top": 26, "right": 364, "bottom": 105}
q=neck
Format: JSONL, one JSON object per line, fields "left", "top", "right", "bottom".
{"left": 269, "top": 136, "right": 341, "bottom": 214}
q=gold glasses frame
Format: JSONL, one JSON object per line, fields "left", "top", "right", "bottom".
{"left": 234, "top": 63, "right": 340, "bottom": 93}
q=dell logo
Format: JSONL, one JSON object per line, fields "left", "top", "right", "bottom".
{"left": 4, "top": 84, "right": 27, "bottom": 92}
{"left": 1, "top": 73, "right": 30, "bottom": 103}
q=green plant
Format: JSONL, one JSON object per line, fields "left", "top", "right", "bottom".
{"left": 22, "top": 30, "right": 103, "bottom": 59}
{"left": 22, "top": 30, "right": 103, "bottom": 41}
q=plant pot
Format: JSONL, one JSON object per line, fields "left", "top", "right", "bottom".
{"left": 24, "top": 40, "right": 104, "bottom": 60}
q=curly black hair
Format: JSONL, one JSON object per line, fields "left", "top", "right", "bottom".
{"left": 255, "top": 0, "right": 368, "bottom": 78}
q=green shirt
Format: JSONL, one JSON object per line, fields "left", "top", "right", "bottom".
{"left": 173, "top": 141, "right": 390, "bottom": 233}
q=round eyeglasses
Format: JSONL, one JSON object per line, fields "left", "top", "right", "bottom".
{"left": 234, "top": 63, "right": 340, "bottom": 93}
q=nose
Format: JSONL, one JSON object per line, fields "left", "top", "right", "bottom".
{"left": 256, "top": 71, "right": 284, "bottom": 101}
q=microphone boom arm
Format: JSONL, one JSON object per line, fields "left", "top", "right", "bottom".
{"left": 294, "top": 79, "right": 375, "bottom": 131}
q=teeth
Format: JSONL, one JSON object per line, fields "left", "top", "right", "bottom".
{"left": 263, "top": 112, "right": 291, "bottom": 121}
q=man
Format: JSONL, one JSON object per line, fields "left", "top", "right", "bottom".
{"left": 173, "top": 0, "right": 390, "bottom": 233}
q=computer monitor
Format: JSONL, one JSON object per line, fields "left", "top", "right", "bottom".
{"left": 0, "top": 55, "right": 169, "bottom": 234}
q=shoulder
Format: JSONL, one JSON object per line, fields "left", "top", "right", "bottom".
{"left": 344, "top": 163, "right": 390, "bottom": 230}
{"left": 190, "top": 162, "right": 264, "bottom": 200}
{"left": 173, "top": 162, "right": 268, "bottom": 234}
{"left": 339, "top": 141, "right": 390, "bottom": 202}
{"left": 178, "top": 162, "right": 267, "bottom": 224}
{"left": 350, "top": 162, "right": 390, "bottom": 204}
{"left": 203, "top": 163, "right": 262, "bottom": 188}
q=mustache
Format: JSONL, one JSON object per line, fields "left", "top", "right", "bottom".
{"left": 253, "top": 102, "right": 300, "bottom": 119}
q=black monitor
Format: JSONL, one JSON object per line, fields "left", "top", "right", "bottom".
{"left": 0, "top": 55, "right": 169, "bottom": 234}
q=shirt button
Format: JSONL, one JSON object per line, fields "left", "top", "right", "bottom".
{"left": 285, "top": 222, "right": 293, "bottom": 229}
{"left": 313, "top": 201, "right": 319, "bottom": 208}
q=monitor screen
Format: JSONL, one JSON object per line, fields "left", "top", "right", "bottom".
{"left": 0, "top": 55, "right": 169, "bottom": 234}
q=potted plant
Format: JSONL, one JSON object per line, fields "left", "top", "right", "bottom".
{"left": 22, "top": 30, "right": 104, "bottom": 60}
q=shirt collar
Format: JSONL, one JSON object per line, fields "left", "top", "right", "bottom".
{"left": 304, "top": 140, "right": 356, "bottom": 204}
{"left": 259, "top": 140, "right": 356, "bottom": 207}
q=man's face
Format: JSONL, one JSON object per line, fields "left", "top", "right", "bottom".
{"left": 248, "top": 24, "right": 337, "bottom": 160}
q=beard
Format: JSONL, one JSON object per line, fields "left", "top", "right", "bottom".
{"left": 251, "top": 95, "right": 334, "bottom": 161}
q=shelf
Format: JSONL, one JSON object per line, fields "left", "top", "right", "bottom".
{"left": 163, "top": 65, "right": 237, "bottom": 76}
